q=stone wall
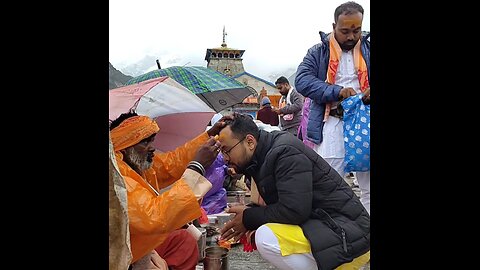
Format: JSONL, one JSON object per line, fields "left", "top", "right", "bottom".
{"left": 207, "top": 59, "right": 245, "bottom": 76}
{"left": 234, "top": 74, "right": 278, "bottom": 96}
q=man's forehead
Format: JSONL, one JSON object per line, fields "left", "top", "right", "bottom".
{"left": 219, "top": 127, "right": 234, "bottom": 142}
{"left": 337, "top": 13, "right": 362, "bottom": 29}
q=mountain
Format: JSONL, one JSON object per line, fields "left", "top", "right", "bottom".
{"left": 287, "top": 71, "right": 297, "bottom": 87}
{"left": 109, "top": 62, "right": 133, "bottom": 90}
{"left": 119, "top": 55, "right": 160, "bottom": 77}
{"left": 266, "top": 67, "right": 297, "bottom": 84}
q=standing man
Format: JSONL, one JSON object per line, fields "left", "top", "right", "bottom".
{"left": 295, "top": 1, "right": 371, "bottom": 213}
{"left": 272, "top": 76, "right": 303, "bottom": 136}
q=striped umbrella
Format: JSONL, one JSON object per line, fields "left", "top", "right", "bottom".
{"left": 126, "top": 66, "right": 257, "bottom": 112}
{"left": 109, "top": 76, "right": 215, "bottom": 152}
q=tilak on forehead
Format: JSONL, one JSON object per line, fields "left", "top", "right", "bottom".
{"left": 340, "top": 18, "right": 362, "bottom": 29}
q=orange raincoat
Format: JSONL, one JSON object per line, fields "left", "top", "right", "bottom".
{"left": 115, "top": 132, "right": 209, "bottom": 262}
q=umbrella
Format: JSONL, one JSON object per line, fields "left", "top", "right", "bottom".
{"left": 109, "top": 76, "right": 215, "bottom": 152}
{"left": 126, "top": 66, "right": 257, "bottom": 112}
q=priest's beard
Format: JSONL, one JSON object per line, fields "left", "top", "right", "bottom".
{"left": 124, "top": 147, "right": 153, "bottom": 174}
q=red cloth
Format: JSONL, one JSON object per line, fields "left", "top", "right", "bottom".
{"left": 239, "top": 232, "right": 257, "bottom": 252}
{"left": 155, "top": 229, "right": 199, "bottom": 270}
{"left": 198, "top": 207, "right": 209, "bottom": 224}
{"left": 257, "top": 106, "right": 279, "bottom": 126}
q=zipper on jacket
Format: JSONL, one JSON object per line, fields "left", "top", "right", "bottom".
{"left": 341, "top": 228, "right": 348, "bottom": 253}
{"left": 314, "top": 208, "right": 349, "bottom": 253}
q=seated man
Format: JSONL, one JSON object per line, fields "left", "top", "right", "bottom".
{"left": 110, "top": 111, "right": 230, "bottom": 269}
{"left": 218, "top": 113, "right": 370, "bottom": 270}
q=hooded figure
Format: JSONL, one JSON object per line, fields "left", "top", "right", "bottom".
{"left": 256, "top": 97, "right": 279, "bottom": 126}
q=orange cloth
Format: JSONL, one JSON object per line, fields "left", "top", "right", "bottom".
{"left": 324, "top": 34, "right": 370, "bottom": 122}
{"left": 267, "top": 95, "right": 281, "bottom": 110}
{"left": 114, "top": 129, "right": 210, "bottom": 262}
{"left": 155, "top": 229, "right": 199, "bottom": 270}
{"left": 278, "top": 95, "right": 294, "bottom": 121}
{"left": 111, "top": 115, "right": 160, "bottom": 151}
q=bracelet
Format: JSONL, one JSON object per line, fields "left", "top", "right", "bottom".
{"left": 188, "top": 161, "right": 205, "bottom": 175}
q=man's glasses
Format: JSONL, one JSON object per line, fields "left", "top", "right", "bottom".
{"left": 221, "top": 137, "right": 246, "bottom": 158}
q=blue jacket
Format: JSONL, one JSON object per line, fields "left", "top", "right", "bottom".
{"left": 295, "top": 31, "right": 370, "bottom": 144}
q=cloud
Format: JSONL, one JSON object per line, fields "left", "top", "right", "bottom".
{"left": 110, "top": 0, "right": 370, "bottom": 79}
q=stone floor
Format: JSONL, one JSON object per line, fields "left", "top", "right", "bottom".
{"left": 197, "top": 244, "right": 278, "bottom": 270}
{"left": 198, "top": 174, "right": 370, "bottom": 269}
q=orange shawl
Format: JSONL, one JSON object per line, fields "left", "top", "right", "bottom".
{"left": 324, "top": 34, "right": 370, "bottom": 122}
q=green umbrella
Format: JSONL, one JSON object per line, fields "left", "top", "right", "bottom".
{"left": 126, "top": 66, "right": 257, "bottom": 112}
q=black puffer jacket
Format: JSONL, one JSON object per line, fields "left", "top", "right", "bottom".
{"left": 243, "top": 130, "right": 370, "bottom": 270}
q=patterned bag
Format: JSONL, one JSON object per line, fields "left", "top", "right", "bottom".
{"left": 341, "top": 94, "right": 370, "bottom": 172}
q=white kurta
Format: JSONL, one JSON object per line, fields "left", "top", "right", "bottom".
{"left": 314, "top": 50, "right": 361, "bottom": 160}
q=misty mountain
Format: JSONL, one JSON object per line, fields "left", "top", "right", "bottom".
{"left": 119, "top": 55, "right": 159, "bottom": 77}
{"left": 288, "top": 71, "right": 297, "bottom": 87}
{"left": 109, "top": 62, "right": 133, "bottom": 90}
{"left": 267, "top": 67, "right": 297, "bottom": 84}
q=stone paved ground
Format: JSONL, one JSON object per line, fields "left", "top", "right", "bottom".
{"left": 197, "top": 244, "right": 279, "bottom": 270}
{"left": 198, "top": 174, "right": 370, "bottom": 270}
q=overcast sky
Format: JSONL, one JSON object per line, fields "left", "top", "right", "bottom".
{"left": 109, "top": 0, "right": 370, "bottom": 80}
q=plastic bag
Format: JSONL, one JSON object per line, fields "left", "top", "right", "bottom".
{"left": 341, "top": 94, "right": 370, "bottom": 172}
{"left": 204, "top": 153, "right": 227, "bottom": 198}
{"left": 201, "top": 188, "right": 227, "bottom": 214}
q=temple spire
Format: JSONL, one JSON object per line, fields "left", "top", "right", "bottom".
{"left": 221, "top": 26, "right": 227, "bottom": 47}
